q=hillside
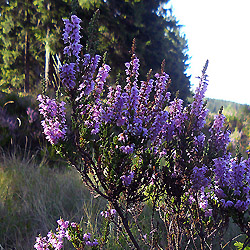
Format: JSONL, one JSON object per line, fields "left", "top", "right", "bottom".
{"left": 206, "top": 98, "right": 249, "bottom": 115}
{"left": 206, "top": 98, "right": 250, "bottom": 156}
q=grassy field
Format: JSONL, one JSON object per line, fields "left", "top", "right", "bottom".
{"left": 0, "top": 149, "right": 106, "bottom": 249}
{"left": 0, "top": 149, "right": 246, "bottom": 249}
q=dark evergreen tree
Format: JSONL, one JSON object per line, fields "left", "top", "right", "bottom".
{"left": 0, "top": 0, "right": 70, "bottom": 92}
{"left": 77, "top": 0, "right": 190, "bottom": 101}
{"left": 0, "top": 0, "right": 190, "bottom": 100}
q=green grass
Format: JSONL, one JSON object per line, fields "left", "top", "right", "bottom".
{"left": 0, "top": 150, "right": 106, "bottom": 249}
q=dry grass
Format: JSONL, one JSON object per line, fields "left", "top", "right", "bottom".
{"left": 0, "top": 150, "right": 106, "bottom": 249}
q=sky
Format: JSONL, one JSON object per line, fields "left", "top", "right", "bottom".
{"left": 166, "top": 0, "right": 250, "bottom": 105}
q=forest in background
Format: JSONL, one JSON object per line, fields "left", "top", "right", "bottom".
{"left": 0, "top": 0, "right": 190, "bottom": 101}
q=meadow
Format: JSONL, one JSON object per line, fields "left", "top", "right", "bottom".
{"left": 0, "top": 149, "right": 106, "bottom": 249}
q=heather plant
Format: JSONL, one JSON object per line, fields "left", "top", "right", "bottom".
{"left": 36, "top": 14, "right": 250, "bottom": 249}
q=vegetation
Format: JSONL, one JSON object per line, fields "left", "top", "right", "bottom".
{"left": 0, "top": 150, "right": 106, "bottom": 249}
{"left": 1, "top": 1, "right": 250, "bottom": 250}
{"left": 0, "top": 0, "right": 190, "bottom": 101}
{"left": 206, "top": 98, "right": 250, "bottom": 157}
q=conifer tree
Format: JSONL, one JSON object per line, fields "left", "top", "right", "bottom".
{"left": 78, "top": 0, "right": 190, "bottom": 100}
{"left": 0, "top": 0, "right": 70, "bottom": 91}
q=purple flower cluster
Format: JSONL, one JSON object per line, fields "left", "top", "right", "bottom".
{"left": 37, "top": 95, "right": 67, "bottom": 145}
{"left": 121, "top": 171, "right": 135, "bottom": 186}
{"left": 34, "top": 219, "right": 98, "bottom": 250}
{"left": 209, "top": 113, "right": 230, "bottom": 154}
{"left": 60, "top": 63, "right": 76, "bottom": 90}
{"left": 124, "top": 55, "right": 140, "bottom": 92}
{"left": 212, "top": 155, "right": 250, "bottom": 212}
{"left": 190, "top": 74, "right": 209, "bottom": 130}
{"left": 169, "top": 98, "right": 187, "bottom": 136}
{"left": 191, "top": 165, "right": 210, "bottom": 190}
{"left": 77, "top": 54, "right": 102, "bottom": 99}
{"left": 100, "top": 209, "right": 117, "bottom": 218}
{"left": 62, "top": 15, "right": 82, "bottom": 59}
{"left": 27, "top": 107, "right": 38, "bottom": 123}
{"left": 34, "top": 219, "right": 70, "bottom": 250}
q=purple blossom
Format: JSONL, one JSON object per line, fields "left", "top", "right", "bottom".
{"left": 169, "top": 98, "right": 187, "bottom": 135}
{"left": 77, "top": 54, "right": 101, "bottom": 99}
{"left": 209, "top": 113, "right": 230, "bottom": 154}
{"left": 62, "top": 15, "right": 82, "bottom": 59}
{"left": 124, "top": 55, "right": 140, "bottom": 92}
{"left": 34, "top": 236, "right": 49, "bottom": 250}
{"left": 120, "top": 144, "right": 134, "bottom": 154}
{"left": 37, "top": 95, "right": 67, "bottom": 145}
{"left": 94, "top": 64, "right": 111, "bottom": 99}
{"left": 153, "top": 72, "right": 170, "bottom": 113}
{"left": 213, "top": 156, "right": 230, "bottom": 187}
{"left": 121, "top": 171, "right": 135, "bottom": 186}
{"left": 190, "top": 74, "right": 209, "bottom": 130}
{"left": 191, "top": 165, "right": 209, "bottom": 190}
{"left": 59, "top": 63, "right": 76, "bottom": 89}
{"left": 100, "top": 209, "right": 116, "bottom": 218}
{"left": 57, "top": 219, "right": 69, "bottom": 230}
{"left": 27, "top": 107, "right": 38, "bottom": 123}
{"left": 83, "top": 232, "right": 91, "bottom": 240}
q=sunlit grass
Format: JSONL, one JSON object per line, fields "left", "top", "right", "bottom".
{"left": 0, "top": 150, "right": 106, "bottom": 249}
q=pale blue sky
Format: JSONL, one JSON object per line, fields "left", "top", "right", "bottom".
{"left": 166, "top": 0, "right": 250, "bottom": 105}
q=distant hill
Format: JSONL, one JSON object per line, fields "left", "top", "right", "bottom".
{"left": 206, "top": 98, "right": 250, "bottom": 115}
{"left": 205, "top": 98, "right": 250, "bottom": 156}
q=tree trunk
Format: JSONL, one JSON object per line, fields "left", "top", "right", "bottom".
{"left": 45, "top": 27, "right": 50, "bottom": 86}
{"left": 24, "top": 29, "right": 29, "bottom": 93}
{"left": 24, "top": 2, "right": 30, "bottom": 93}
{"left": 44, "top": 2, "right": 51, "bottom": 86}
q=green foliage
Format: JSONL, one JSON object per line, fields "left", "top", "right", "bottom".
{"left": 206, "top": 98, "right": 250, "bottom": 157}
{"left": 76, "top": 0, "right": 190, "bottom": 100}
{"left": 0, "top": 0, "right": 190, "bottom": 101}
{"left": 235, "top": 241, "right": 250, "bottom": 250}
{"left": 0, "top": 152, "right": 106, "bottom": 249}
{"left": 0, "top": 0, "right": 71, "bottom": 91}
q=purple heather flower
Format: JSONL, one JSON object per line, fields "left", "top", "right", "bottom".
{"left": 77, "top": 54, "right": 101, "bottom": 99}
{"left": 124, "top": 55, "right": 140, "bottom": 92}
{"left": 92, "top": 239, "right": 99, "bottom": 246}
{"left": 224, "top": 200, "right": 234, "bottom": 208}
{"left": 34, "top": 236, "right": 49, "bottom": 250}
{"left": 190, "top": 74, "right": 209, "bottom": 130}
{"left": 121, "top": 171, "right": 134, "bottom": 186}
{"left": 62, "top": 15, "right": 82, "bottom": 59}
{"left": 83, "top": 233, "right": 91, "bottom": 240}
{"left": 37, "top": 95, "right": 67, "bottom": 145}
{"left": 191, "top": 165, "right": 209, "bottom": 190}
{"left": 169, "top": 98, "right": 187, "bottom": 135}
{"left": 154, "top": 72, "right": 170, "bottom": 113}
{"left": 94, "top": 64, "right": 111, "bottom": 99}
{"left": 100, "top": 209, "right": 116, "bottom": 218}
{"left": 110, "top": 209, "right": 116, "bottom": 215}
{"left": 27, "top": 107, "right": 38, "bottom": 123}
{"left": 57, "top": 219, "right": 69, "bottom": 230}
{"left": 209, "top": 113, "right": 230, "bottom": 154}
{"left": 213, "top": 156, "right": 230, "bottom": 188}
{"left": 120, "top": 144, "right": 134, "bottom": 154}
{"left": 71, "top": 222, "right": 77, "bottom": 228}
{"left": 60, "top": 63, "right": 76, "bottom": 89}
